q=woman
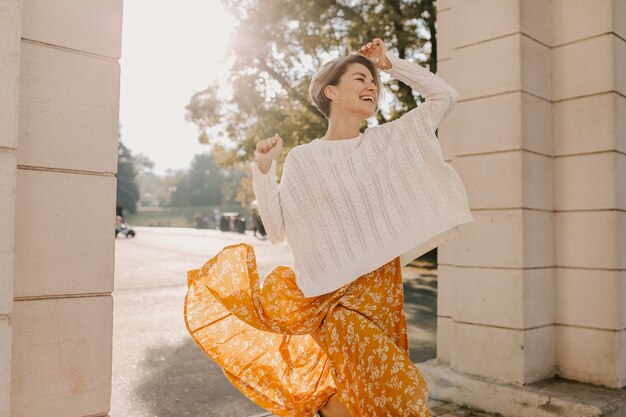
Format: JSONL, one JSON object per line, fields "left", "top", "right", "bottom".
{"left": 185, "top": 38, "right": 473, "bottom": 417}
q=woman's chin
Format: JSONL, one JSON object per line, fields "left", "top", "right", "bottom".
{"left": 350, "top": 105, "right": 377, "bottom": 119}
{"left": 358, "top": 105, "right": 375, "bottom": 114}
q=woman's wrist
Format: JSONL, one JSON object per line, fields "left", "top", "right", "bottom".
{"left": 375, "top": 55, "right": 392, "bottom": 70}
{"left": 257, "top": 159, "right": 271, "bottom": 175}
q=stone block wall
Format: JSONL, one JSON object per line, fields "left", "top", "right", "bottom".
{"left": 435, "top": 0, "right": 625, "bottom": 389}
{"left": 1, "top": 1, "right": 123, "bottom": 415}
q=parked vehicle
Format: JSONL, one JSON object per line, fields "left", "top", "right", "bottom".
{"left": 115, "top": 215, "right": 136, "bottom": 238}
{"left": 219, "top": 212, "right": 246, "bottom": 234}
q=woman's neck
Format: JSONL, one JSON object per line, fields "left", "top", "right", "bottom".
{"left": 321, "top": 117, "right": 362, "bottom": 141}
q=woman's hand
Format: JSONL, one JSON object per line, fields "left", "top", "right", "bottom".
{"left": 254, "top": 133, "right": 283, "bottom": 174}
{"left": 357, "top": 38, "right": 392, "bottom": 70}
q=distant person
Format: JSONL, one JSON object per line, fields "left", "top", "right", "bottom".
{"left": 185, "top": 38, "right": 473, "bottom": 416}
{"left": 257, "top": 216, "right": 266, "bottom": 239}
{"left": 212, "top": 207, "right": 221, "bottom": 229}
{"left": 194, "top": 211, "right": 203, "bottom": 229}
{"left": 250, "top": 201, "right": 265, "bottom": 238}
{"left": 251, "top": 205, "right": 259, "bottom": 237}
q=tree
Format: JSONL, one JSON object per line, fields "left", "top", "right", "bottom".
{"left": 186, "top": 0, "right": 437, "bottom": 205}
{"left": 161, "top": 169, "right": 187, "bottom": 207}
{"left": 133, "top": 153, "right": 163, "bottom": 207}
{"left": 116, "top": 141, "right": 141, "bottom": 215}
{"left": 170, "top": 152, "right": 224, "bottom": 206}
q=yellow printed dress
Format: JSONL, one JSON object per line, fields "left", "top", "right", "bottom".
{"left": 184, "top": 242, "right": 430, "bottom": 417}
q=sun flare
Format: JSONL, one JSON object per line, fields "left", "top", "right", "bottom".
{"left": 203, "top": 3, "right": 236, "bottom": 84}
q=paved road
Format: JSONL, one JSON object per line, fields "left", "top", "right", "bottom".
{"left": 111, "top": 226, "right": 437, "bottom": 417}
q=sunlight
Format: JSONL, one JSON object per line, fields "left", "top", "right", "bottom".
{"left": 119, "top": 0, "right": 238, "bottom": 175}
{"left": 203, "top": 2, "right": 236, "bottom": 97}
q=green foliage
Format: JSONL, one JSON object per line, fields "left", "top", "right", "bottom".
{"left": 116, "top": 141, "right": 141, "bottom": 214}
{"left": 170, "top": 152, "right": 225, "bottom": 207}
{"left": 125, "top": 204, "right": 251, "bottom": 228}
{"left": 185, "top": 83, "right": 222, "bottom": 139}
{"left": 132, "top": 153, "right": 165, "bottom": 207}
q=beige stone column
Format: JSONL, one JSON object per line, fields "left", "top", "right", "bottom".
{"left": 551, "top": 0, "right": 625, "bottom": 389}
{"left": 0, "top": 1, "right": 21, "bottom": 416}
{"left": 8, "top": 1, "right": 123, "bottom": 416}
{"left": 419, "top": 0, "right": 625, "bottom": 415}
{"left": 436, "top": 0, "right": 555, "bottom": 384}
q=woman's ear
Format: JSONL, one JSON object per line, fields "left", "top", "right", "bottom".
{"left": 324, "top": 85, "right": 335, "bottom": 101}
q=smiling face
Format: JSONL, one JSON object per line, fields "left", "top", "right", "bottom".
{"left": 324, "top": 63, "right": 380, "bottom": 119}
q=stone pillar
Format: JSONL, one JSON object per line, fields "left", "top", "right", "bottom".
{"left": 551, "top": 0, "right": 625, "bottom": 390}
{"left": 7, "top": 1, "right": 123, "bottom": 416}
{"left": 436, "top": 0, "right": 555, "bottom": 384}
{"left": 419, "top": 0, "right": 625, "bottom": 415}
{"left": 0, "top": 1, "right": 21, "bottom": 416}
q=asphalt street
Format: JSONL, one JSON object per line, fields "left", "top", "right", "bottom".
{"left": 111, "top": 226, "right": 437, "bottom": 417}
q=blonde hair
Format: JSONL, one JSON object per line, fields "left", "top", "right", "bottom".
{"left": 309, "top": 53, "right": 382, "bottom": 119}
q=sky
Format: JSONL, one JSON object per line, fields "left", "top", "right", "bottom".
{"left": 119, "top": 0, "right": 236, "bottom": 176}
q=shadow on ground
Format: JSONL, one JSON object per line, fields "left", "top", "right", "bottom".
{"left": 134, "top": 338, "right": 268, "bottom": 417}
{"left": 402, "top": 271, "right": 438, "bottom": 364}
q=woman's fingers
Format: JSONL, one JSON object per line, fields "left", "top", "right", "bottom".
{"left": 368, "top": 38, "right": 384, "bottom": 47}
{"left": 257, "top": 137, "right": 276, "bottom": 154}
{"left": 358, "top": 39, "right": 384, "bottom": 57}
{"left": 256, "top": 133, "right": 282, "bottom": 156}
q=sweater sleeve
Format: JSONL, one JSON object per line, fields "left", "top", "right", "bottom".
{"left": 249, "top": 157, "right": 287, "bottom": 244}
{"left": 382, "top": 50, "right": 460, "bottom": 135}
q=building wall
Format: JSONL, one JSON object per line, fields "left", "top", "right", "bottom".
{"left": 4, "top": 0, "right": 123, "bottom": 416}
{"left": 0, "top": 0, "right": 21, "bottom": 415}
{"left": 551, "top": 0, "right": 625, "bottom": 388}
{"left": 436, "top": 0, "right": 625, "bottom": 389}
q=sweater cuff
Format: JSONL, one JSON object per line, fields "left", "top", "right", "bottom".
{"left": 382, "top": 50, "right": 429, "bottom": 78}
{"left": 250, "top": 160, "right": 279, "bottom": 194}
{"left": 250, "top": 159, "right": 277, "bottom": 179}
{"left": 381, "top": 50, "right": 461, "bottom": 101}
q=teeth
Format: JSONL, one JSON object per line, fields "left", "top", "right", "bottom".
{"left": 361, "top": 96, "right": 374, "bottom": 102}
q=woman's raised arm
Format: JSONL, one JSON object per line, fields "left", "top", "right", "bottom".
{"left": 382, "top": 50, "right": 460, "bottom": 135}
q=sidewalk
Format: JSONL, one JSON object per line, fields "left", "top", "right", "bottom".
{"left": 428, "top": 398, "right": 500, "bottom": 416}
{"left": 112, "top": 227, "right": 499, "bottom": 417}
{"left": 249, "top": 398, "right": 500, "bottom": 417}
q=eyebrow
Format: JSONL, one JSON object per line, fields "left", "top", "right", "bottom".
{"left": 352, "top": 72, "right": 372, "bottom": 79}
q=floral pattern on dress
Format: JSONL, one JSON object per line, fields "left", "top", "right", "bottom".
{"left": 184, "top": 242, "right": 430, "bottom": 417}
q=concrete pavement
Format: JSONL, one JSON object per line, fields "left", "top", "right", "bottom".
{"left": 110, "top": 226, "right": 450, "bottom": 416}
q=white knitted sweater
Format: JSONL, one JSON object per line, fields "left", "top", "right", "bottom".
{"left": 249, "top": 50, "right": 474, "bottom": 297}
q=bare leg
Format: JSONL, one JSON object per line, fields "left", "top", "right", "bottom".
{"left": 311, "top": 328, "right": 352, "bottom": 417}
{"left": 317, "top": 394, "right": 351, "bottom": 417}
